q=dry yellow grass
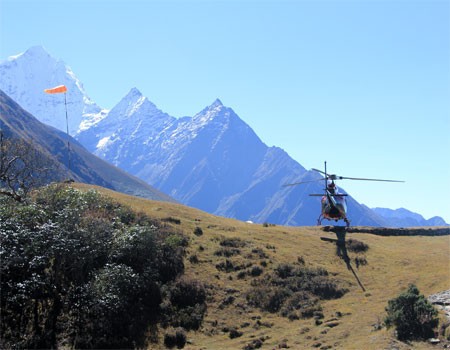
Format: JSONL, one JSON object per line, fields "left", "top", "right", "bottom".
{"left": 74, "top": 183, "right": 450, "bottom": 349}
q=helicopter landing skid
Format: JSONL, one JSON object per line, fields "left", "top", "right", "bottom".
{"left": 317, "top": 215, "right": 350, "bottom": 228}
{"left": 317, "top": 214, "right": 323, "bottom": 226}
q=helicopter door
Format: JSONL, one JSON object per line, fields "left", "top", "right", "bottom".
{"left": 333, "top": 195, "right": 347, "bottom": 217}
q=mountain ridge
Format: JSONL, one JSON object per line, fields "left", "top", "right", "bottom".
{"left": 1, "top": 46, "right": 446, "bottom": 227}
{"left": 372, "top": 207, "right": 448, "bottom": 227}
{"left": 0, "top": 89, "right": 174, "bottom": 203}
{"left": 77, "top": 93, "right": 388, "bottom": 226}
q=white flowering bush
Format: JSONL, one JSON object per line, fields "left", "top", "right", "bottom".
{"left": 0, "top": 184, "right": 195, "bottom": 349}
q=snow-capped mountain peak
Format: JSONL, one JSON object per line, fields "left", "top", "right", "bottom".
{"left": 0, "top": 46, "right": 104, "bottom": 135}
{"left": 113, "top": 88, "right": 147, "bottom": 119}
{"left": 125, "top": 87, "right": 144, "bottom": 100}
{"left": 192, "top": 98, "right": 234, "bottom": 128}
{"left": 211, "top": 98, "right": 223, "bottom": 107}
{"left": 76, "top": 88, "right": 176, "bottom": 167}
{"left": 7, "top": 45, "right": 51, "bottom": 62}
{"left": 107, "top": 88, "right": 170, "bottom": 124}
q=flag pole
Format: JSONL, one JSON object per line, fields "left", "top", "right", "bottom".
{"left": 64, "top": 92, "right": 71, "bottom": 176}
{"left": 44, "top": 85, "right": 72, "bottom": 181}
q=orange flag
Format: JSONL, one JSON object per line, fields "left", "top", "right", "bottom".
{"left": 44, "top": 85, "right": 67, "bottom": 94}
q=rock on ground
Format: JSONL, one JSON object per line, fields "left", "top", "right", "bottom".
{"left": 428, "top": 290, "right": 450, "bottom": 321}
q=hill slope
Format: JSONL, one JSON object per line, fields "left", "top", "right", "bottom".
{"left": 74, "top": 183, "right": 450, "bottom": 350}
{"left": 77, "top": 90, "right": 388, "bottom": 227}
{"left": 0, "top": 89, "right": 174, "bottom": 202}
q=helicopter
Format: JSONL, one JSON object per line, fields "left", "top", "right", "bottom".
{"left": 284, "top": 161, "right": 404, "bottom": 227}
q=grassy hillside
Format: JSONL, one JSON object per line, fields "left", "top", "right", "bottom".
{"left": 74, "top": 183, "right": 450, "bottom": 350}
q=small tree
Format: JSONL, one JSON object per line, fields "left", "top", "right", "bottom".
{"left": 385, "top": 284, "right": 438, "bottom": 341}
{"left": 0, "top": 131, "right": 58, "bottom": 201}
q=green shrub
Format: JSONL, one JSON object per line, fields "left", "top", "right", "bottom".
{"left": 216, "top": 259, "right": 235, "bottom": 272}
{"left": 165, "top": 233, "right": 189, "bottom": 248}
{"left": 219, "top": 237, "right": 246, "bottom": 248}
{"left": 193, "top": 226, "right": 203, "bottom": 236}
{"left": 384, "top": 284, "right": 439, "bottom": 341}
{"left": 164, "top": 331, "right": 177, "bottom": 348}
{"left": 247, "top": 263, "right": 347, "bottom": 319}
{"left": 176, "top": 304, "right": 207, "bottom": 330}
{"left": 0, "top": 185, "right": 201, "bottom": 349}
{"left": 244, "top": 338, "right": 264, "bottom": 349}
{"left": 346, "top": 239, "right": 369, "bottom": 253}
{"left": 247, "top": 286, "right": 291, "bottom": 313}
{"left": 214, "top": 247, "right": 241, "bottom": 257}
{"left": 247, "top": 247, "right": 268, "bottom": 259}
{"left": 275, "top": 263, "right": 295, "bottom": 278}
{"left": 162, "top": 217, "right": 181, "bottom": 224}
{"left": 229, "top": 328, "right": 243, "bottom": 339}
{"left": 237, "top": 270, "right": 247, "bottom": 279}
{"left": 175, "top": 328, "right": 187, "bottom": 348}
{"left": 280, "top": 291, "right": 321, "bottom": 319}
{"left": 189, "top": 254, "right": 199, "bottom": 264}
{"left": 250, "top": 265, "right": 263, "bottom": 277}
{"left": 164, "top": 327, "right": 187, "bottom": 348}
{"left": 170, "top": 277, "right": 206, "bottom": 307}
{"left": 262, "top": 222, "right": 276, "bottom": 227}
{"left": 161, "top": 277, "right": 208, "bottom": 331}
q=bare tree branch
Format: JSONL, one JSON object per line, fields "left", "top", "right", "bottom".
{"left": 0, "top": 131, "right": 61, "bottom": 202}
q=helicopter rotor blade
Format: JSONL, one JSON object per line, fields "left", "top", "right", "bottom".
{"left": 312, "top": 167, "right": 403, "bottom": 183}
{"left": 282, "top": 179, "right": 324, "bottom": 187}
{"left": 312, "top": 169, "right": 350, "bottom": 181}
{"left": 312, "top": 168, "right": 327, "bottom": 176}
{"left": 337, "top": 176, "right": 404, "bottom": 182}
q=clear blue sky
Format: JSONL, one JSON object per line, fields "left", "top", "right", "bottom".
{"left": 1, "top": 0, "right": 449, "bottom": 223}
